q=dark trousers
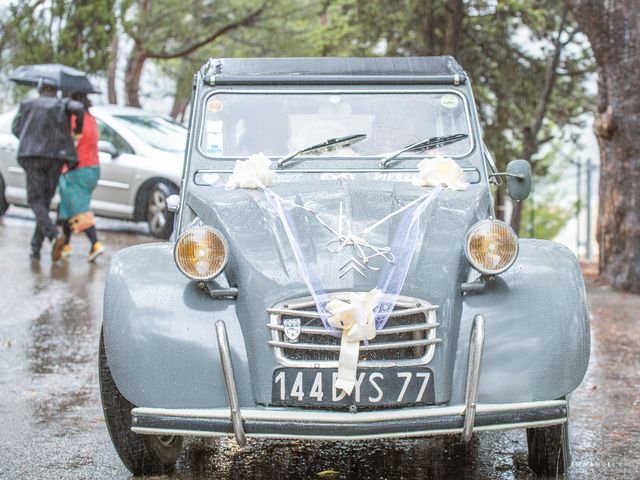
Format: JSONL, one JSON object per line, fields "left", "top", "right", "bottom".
{"left": 62, "top": 222, "right": 98, "bottom": 245}
{"left": 20, "top": 157, "right": 64, "bottom": 252}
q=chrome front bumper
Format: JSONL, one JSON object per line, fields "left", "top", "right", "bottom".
{"left": 131, "top": 400, "right": 568, "bottom": 442}
{"left": 130, "top": 316, "right": 568, "bottom": 444}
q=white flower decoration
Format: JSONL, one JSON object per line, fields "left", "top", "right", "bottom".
{"left": 225, "top": 152, "right": 274, "bottom": 189}
{"left": 327, "top": 289, "right": 381, "bottom": 342}
{"left": 412, "top": 156, "right": 469, "bottom": 191}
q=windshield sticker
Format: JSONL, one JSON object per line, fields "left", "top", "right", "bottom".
{"left": 440, "top": 94, "right": 459, "bottom": 109}
{"left": 206, "top": 120, "right": 223, "bottom": 155}
{"left": 207, "top": 99, "right": 224, "bottom": 113}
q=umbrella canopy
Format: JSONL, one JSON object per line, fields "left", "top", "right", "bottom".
{"left": 9, "top": 64, "right": 98, "bottom": 93}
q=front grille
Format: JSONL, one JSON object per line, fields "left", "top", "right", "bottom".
{"left": 267, "top": 293, "right": 440, "bottom": 368}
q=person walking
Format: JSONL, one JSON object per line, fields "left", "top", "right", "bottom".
{"left": 11, "top": 81, "right": 84, "bottom": 260}
{"left": 58, "top": 91, "right": 104, "bottom": 262}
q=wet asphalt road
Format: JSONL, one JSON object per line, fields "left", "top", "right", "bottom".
{"left": 0, "top": 206, "right": 639, "bottom": 480}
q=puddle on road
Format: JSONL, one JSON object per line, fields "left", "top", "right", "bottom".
{"left": 161, "top": 434, "right": 535, "bottom": 480}
{"left": 27, "top": 281, "right": 93, "bottom": 375}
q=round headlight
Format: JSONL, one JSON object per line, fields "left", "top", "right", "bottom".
{"left": 465, "top": 219, "right": 518, "bottom": 275}
{"left": 174, "top": 226, "right": 228, "bottom": 281}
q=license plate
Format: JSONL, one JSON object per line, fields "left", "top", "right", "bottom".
{"left": 271, "top": 367, "right": 434, "bottom": 407}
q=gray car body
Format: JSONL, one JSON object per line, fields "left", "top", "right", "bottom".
{"left": 0, "top": 105, "right": 184, "bottom": 221}
{"left": 102, "top": 57, "right": 589, "bottom": 437}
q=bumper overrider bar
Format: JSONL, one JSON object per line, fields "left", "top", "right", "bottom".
{"left": 130, "top": 316, "right": 568, "bottom": 443}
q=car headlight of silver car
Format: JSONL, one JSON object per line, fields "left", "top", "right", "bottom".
{"left": 174, "top": 226, "right": 229, "bottom": 281}
{"left": 464, "top": 219, "right": 518, "bottom": 275}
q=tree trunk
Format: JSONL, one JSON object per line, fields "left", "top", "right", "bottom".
{"left": 124, "top": 46, "right": 147, "bottom": 107}
{"left": 106, "top": 34, "right": 118, "bottom": 104}
{"left": 569, "top": 0, "right": 640, "bottom": 292}
{"left": 121, "top": 3, "right": 265, "bottom": 108}
{"left": 444, "top": 0, "right": 464, "bottom": 59}
{"left": 421, "top": 6, "right": 436, "bottom": 56}
{"left": 170, "top": 98, "right": 189, "bottom": 121}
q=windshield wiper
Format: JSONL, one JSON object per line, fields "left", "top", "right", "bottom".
{"left": 379, "top": 133, "right": 468, "bottom": 168}
{"left": 277, "top": 133, "right": 367, "bottom": 168}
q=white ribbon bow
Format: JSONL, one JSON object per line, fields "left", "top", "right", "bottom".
{"left": 412, "top": 156, "right": 468, "bottom": 191}
{"left": 326, "top": 289, "right": 382, "bottom": 395}
{"left": 225, "top": 152, "right": 274, "bottom": 190}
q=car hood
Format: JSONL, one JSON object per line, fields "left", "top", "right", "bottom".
{"left": 185, "top": 179, "right": 491, "bottom": 404}
{"left": 187, "top": 180, "right": 488, "bottom": 293}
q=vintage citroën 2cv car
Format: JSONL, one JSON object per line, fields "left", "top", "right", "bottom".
{"left": 99, "top": 57, "right": 589, "bottom": 476}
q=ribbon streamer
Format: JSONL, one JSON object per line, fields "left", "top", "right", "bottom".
{"left": 276, "top": 189, "right": 443, "bottom": 269}
{"left": 326, "top": 290, "right": 381, "bottom": 394}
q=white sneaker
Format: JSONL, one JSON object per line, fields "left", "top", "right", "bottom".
{"left": 88, "top": 242, "right": 105, "bottom": 262}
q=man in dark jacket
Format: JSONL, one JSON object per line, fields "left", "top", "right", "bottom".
{"left": 11, "top": 82, "right": 84, "bottom": 260}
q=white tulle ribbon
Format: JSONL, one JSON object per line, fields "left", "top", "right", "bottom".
{"left": 278, "top": 189, "right": 444, "bottom": 268}
{"left": 326, "top": 289, "right": 381, "bottom": 394}
{"left": 225, "top": 152, "right": 274, "bottom": 190}
{"left": 262, "top": 184, "right": 442, "bottom": 395}
{"left": 412, "top": 156, "right": 468, "bottom": 191}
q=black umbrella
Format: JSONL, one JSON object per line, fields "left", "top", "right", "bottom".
{"left": 9, "top": 63, "right": 98, "bottom": 93}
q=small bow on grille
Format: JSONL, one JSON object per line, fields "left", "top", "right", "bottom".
{"left": 326, "top": 289, "right": 381, "bottom": 395}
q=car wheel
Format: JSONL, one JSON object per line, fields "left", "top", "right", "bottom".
{"left": 0, "top": 174, "right": 9, "bottom": 216}
{"left": 144, "top": 181, "right": 177, "bottom": 239}
{"left": 99, "top": 329, "right": 183, "bottom": 475}
{"left": 526, "top": 419, "right": 570, "bottom": 476}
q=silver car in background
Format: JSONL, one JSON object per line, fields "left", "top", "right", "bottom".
{"left": 0, "top": 105, "right": 186, "bottom": 238}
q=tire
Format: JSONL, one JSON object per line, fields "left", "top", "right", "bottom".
{"left": 144, "top": 181, "right": 177, "bottom": 239}
{"left": 99, "top": 329, "right": 183, "bottom": 475}
{"left": 526, "top": 420, "right": 571, "bottom": 476}
{"left": 0, "top": 174, "right": 9, "bottom": 216}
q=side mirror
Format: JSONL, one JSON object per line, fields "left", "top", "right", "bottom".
{"left": 505, "top": 159, "right": 532, "bottom": 201}
{"left": 98, "top": 140, "right": 119, "bottom": 158}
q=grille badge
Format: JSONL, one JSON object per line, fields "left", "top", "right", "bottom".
{"left": 338, "top": 257, "right": 367, "bottom": 278}
{"left": 284, "top": 318, "right": 301, "bottom": 342}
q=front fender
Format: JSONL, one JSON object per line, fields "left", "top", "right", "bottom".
{"left": 104, "top": 240, "right": 589, "bottom": 409}
{"left": 452, "top": 239, "right": 590, "bottom": 403}
{"left": 102, "top": 242, "right": 252, "bottom": 408}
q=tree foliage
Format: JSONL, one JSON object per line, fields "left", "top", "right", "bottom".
{"left": 156, "top": 0, "right": 324, "bottom": 117}
{"left": 1, "top": 0, "right": 115, "bottom": 73}
{"left": 305, "top": 0, "right": 593, "bottom": 230}
{"left": 118, "top": 0, "right": 272, "bottom": 106}
{"left": 0, "top": 0, "right": 595, "bottom": 233}
{"left": 521, "top": 194, "right": 574, "bottom": 240}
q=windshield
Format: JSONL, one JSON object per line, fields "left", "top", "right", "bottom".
{"left": 200, "top": 91, "right": 472, "bottom": 158}
{"left": 114, "top": 114, "right": 187, "bottom": 152}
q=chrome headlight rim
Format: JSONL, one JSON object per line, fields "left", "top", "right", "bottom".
{"left": 173, "top": 225, "right": 229, "bottom": 281}
{"left": 464, "top": 218, "right": 519, "bottom": 276}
